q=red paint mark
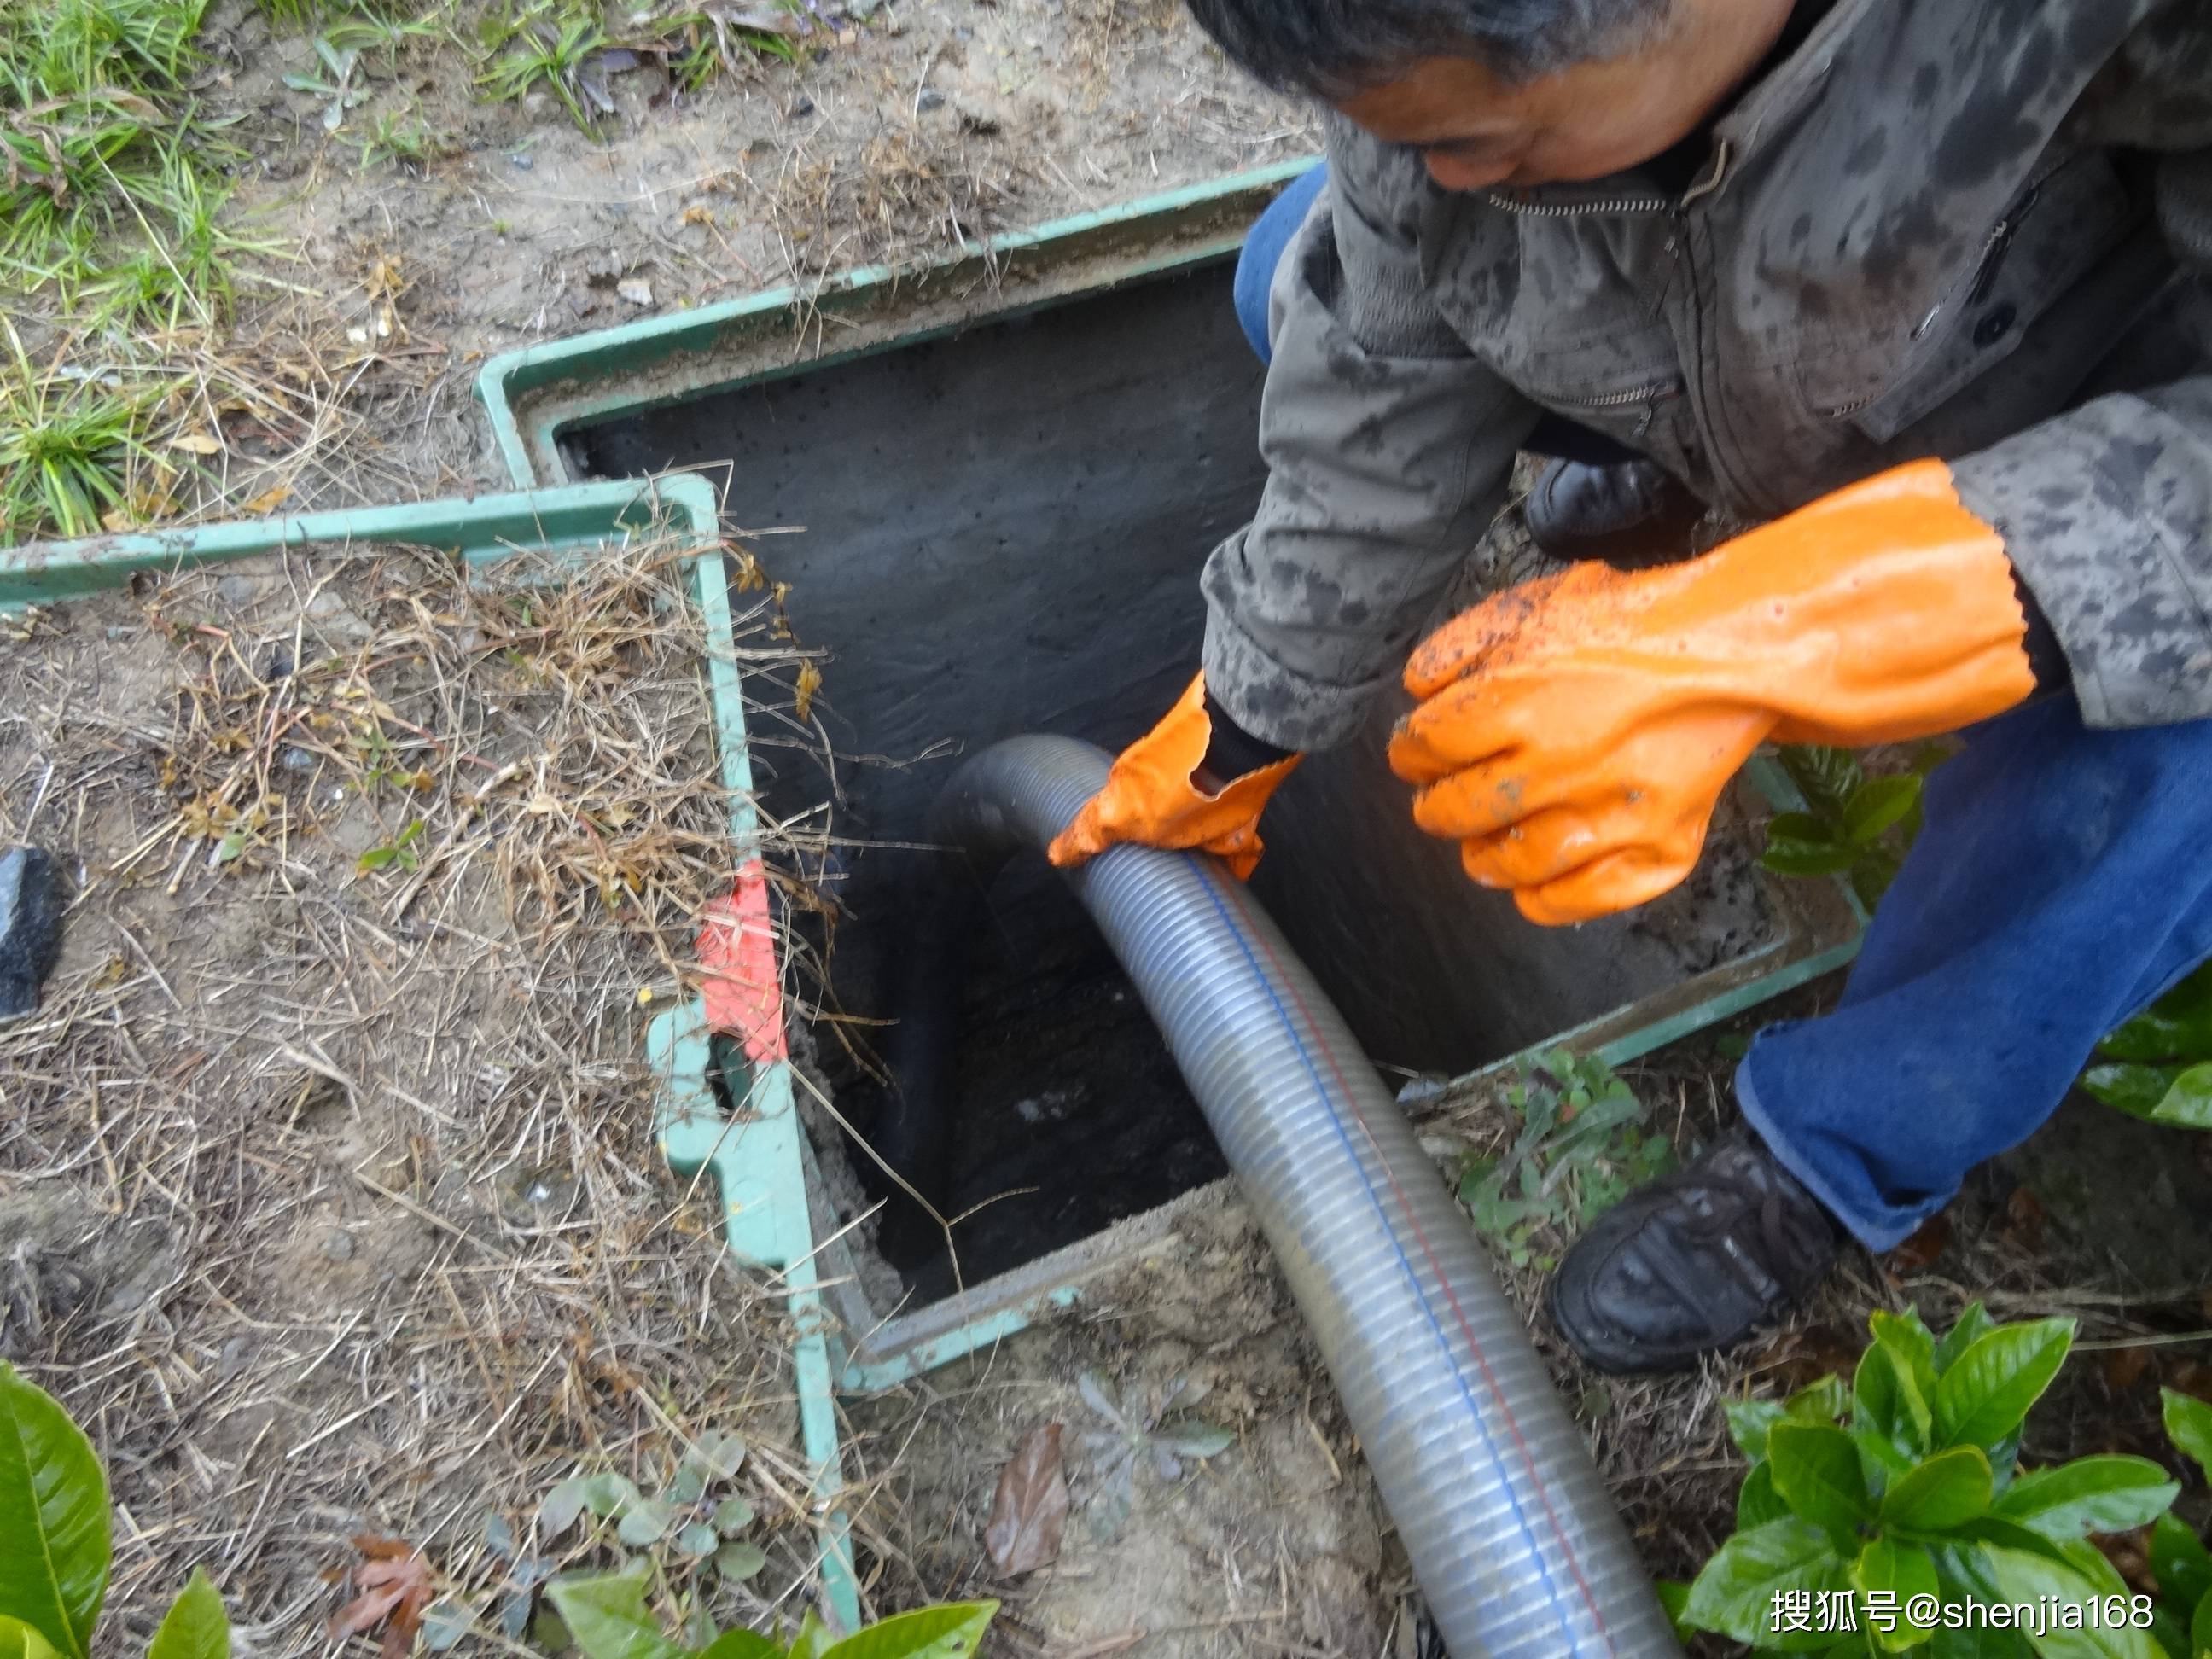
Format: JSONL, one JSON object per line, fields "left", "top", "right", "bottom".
{"left": 698, "top": 859, "right": 788, "bottom": 1064}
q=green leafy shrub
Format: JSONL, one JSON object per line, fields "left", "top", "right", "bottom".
{"left": 2081, "top": 962, "right": 2212, "bottom": 1131}
{"left": 0, "top": 1363, "right": 230, "bottom": 1659}
{"left": 2149, "top": 1388, "right": 2212, "bottom": 1659}
{"left": 1758, "top": 745, "right": 1945, "bottom": 912}
{"left": 1457, "top": 1051, "right": 1674, "bottom": 1269}
{"left": 1676, "top": 1307, "right": 2193, "bottom": 1656}
{"left": 539, "top": 1431, "right": 771, "bottom": 1597}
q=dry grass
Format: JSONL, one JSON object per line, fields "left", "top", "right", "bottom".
{"left": 760, "top": 123, "right": 1029, "bottom": 277}
{"left": 0, "top": 540, "right": 846, "bottom": 1649}
{"left": 4, "top": 284, "right": 407, "bottom": 538}
{"left": 1062, "top": 0, "right": 1184, "bottom": 85}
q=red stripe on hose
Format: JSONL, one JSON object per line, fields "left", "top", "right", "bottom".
{"left": 1239, "top": 912, "right": 1621, "bottom": 1656}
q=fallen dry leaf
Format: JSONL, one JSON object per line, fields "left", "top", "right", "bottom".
{"left": 329, "top": 1535, "right": 434, "bottom": 1659}
{"left": 2163, "top": 1359, "right": 2212, "bottom": 1406}
{"left": 1887, "top": 1213, "right": 1951, "bottom": 1272}
{"left": 2002, "top": 1186, "right": 2047, "bottom": 1249}
{"left": 984, "top": 1422, "right": 1069, "bottom": 1577}
{"left": 794, "top": 660, "right": 822, "bottom": 722}
{"left": 1755, "top": 1324, "right": 1863, "bottom": 1392}
{"left": 2104, "top": 1344, "right": 2156, "bottom": 1394}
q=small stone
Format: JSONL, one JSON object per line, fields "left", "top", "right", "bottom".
{"left": 917, "top": 88, "right": 944, "bottom": 112}
{"left": 281, "top": 746, "right": 316, "bottom": 771}
{"left": 218, "top": 1335, "right": 256, "bottom": 1380}
{"left": 616, "top": 276, "right": 654, "bottom": 307}
{"left": 789, "top": 95, "right": 814, "bottom": 119}
{"left": 509, "top": 152, "right": 534, "bottom": 170}
{"left": 0, "top": 847, "right": 66, "bottom": 1020}
{"left": 216, "top": 573, "right": 256, "bottom": 606}
{"left": 322, "top": 1229, "right": 357, "bottom": 1262}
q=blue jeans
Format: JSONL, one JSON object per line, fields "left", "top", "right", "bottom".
{"left": 1236, "top": 172, "right": 2212, "bottom": 1249}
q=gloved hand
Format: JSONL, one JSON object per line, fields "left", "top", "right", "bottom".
{"left": 1048, "top": 674, "right": 1301, "bottom": 880}
{"left": 1388, "top": 460, "right": 2039, "bottom": 926}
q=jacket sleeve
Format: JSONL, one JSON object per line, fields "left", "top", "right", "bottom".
{"left": 1950, "top": 9, "right": 2212, "bottom": 728}
{"left": 1200, "top": 122, "right": 1538, "bottom": 752}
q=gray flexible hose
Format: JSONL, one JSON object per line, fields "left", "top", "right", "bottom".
{"left": 934, "top": 736, "right": 1679, "bottom": 1659}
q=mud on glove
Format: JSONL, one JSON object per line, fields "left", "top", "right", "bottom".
{"left": 1387, "top": 460, "right": 2039, "bottom": 926}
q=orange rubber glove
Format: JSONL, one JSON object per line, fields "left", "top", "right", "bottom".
{"left": 1048, "top": 674, "right": 1302, "bottom": 880}
{"left": 1387, "top": 460, "right": 2038, "bottom": 927}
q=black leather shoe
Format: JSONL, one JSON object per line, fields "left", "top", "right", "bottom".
{"left": 1549, "top": 1134, "right": 1844, "bottom": 1374}
{"left": 1523, "top": 458, "right": 1705, "bottom": 568}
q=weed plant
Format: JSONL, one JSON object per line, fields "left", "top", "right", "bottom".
{"left": 0, "top": 320, "right": 168, "bottom": 538}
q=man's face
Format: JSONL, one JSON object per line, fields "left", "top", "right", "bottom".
{"left": 1334, "top": 1, "right": 1795, "bottom": 193}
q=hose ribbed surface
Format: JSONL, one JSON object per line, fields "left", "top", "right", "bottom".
{"left": 934, "top": 736, "right": 1678, "bottom": 1659}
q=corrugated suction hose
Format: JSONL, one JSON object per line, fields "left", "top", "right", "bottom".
{"left": 932, "top": 736, "right": 1679, "bottom": 1659}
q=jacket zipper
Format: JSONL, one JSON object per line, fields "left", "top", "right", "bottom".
{"left": 1551, "top": 376, "right": 1687, "bottom": 438}
{"left": 1482, "top": 161, "right": 1721, "bottom": 469}
{"left": 1548, "top": 376, "right": 1687, "bottom": 413}
{"left": 1481, "top": 189, "right": 1676, "bottom": 218}
{"left": 1967, "top": 179, "right": 2042, "bottom": 306}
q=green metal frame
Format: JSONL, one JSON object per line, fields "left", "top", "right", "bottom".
{"left": 0, "top": 480, "right": 710, "bottom": 607}
{"left": 0, "top": 473, "right": 863, "bottom": 1630}
{"left": 468, "top": 164, "right": 1864, "bottom": 1421}
{"left": 474, "top": 159, "right": 1319, "bottom": 488}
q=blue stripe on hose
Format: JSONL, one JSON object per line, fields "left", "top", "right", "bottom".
{"left": 1181, "top": 854, "right": 1580, "bottom": 1652}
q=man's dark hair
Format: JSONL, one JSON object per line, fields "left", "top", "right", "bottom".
{"left": 1183, "top": 0, "right": 1673, "bottom": 96}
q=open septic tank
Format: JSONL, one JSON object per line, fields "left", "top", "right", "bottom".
{"left": 0, "top": 165, "right": 1862, "bottom": 1630}
{"left": 476, "top": 162, "right": 1859, "bottom": 1382}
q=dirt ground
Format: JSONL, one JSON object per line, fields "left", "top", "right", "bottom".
{"left": 847, "top": 1197, "right": 1407, "bottom": 1659}
{"left": 154, "top": 0, "right": 1319, "bottom": 519}
{"left": 0, "top": 546, "right": 835, "bottom": 1649}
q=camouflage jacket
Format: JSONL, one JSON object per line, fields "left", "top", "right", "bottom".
{"left": 1202, "top": 0, "right": 2212, "bottom": 751}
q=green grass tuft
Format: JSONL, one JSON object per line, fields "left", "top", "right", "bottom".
{"left": 358, "top": 107, "right": 457, "bottom": 170}
{"left": 0, "top": 320, "right": 166, "bottom": 539}
{"left": 0, "top": 91, "right": 172, "bottom": 276}
{"left": 84, "top": 136, "right": 284, "bottom": 329}
{"left": 652, "top": 6, "right": 801, "bottom": 90}
{"left": 1, "top": 0, "right": 212, "bottom": 100}
{"left": 477, "top": 1, "right": 608, "bottom": 133}
{"left": 0, "top": 0, "right": 230, "bottom": 292}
